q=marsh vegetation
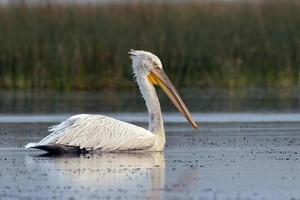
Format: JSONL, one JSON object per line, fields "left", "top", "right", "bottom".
{"left": 0, "top": 0, "right": 299, "bottom": 90}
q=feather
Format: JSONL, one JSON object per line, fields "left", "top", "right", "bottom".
{"left": 25, "top": 143, "right": 86, "bottom": 155}
{"left": 25, "top": 114, "right": 156, "bottom": 152}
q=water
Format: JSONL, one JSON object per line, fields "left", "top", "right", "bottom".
{"left": 1, "top": 122, "right": 300, "bottom": 199}
{"left": 0, "top": 88, "right": 300, "bottom": 199}
{"left": 1, "top": 87, "right": 299, "bottom": 114}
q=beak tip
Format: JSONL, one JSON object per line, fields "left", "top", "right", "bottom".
{"left": 192, "top": 122, "right": 199, "bottom": 129}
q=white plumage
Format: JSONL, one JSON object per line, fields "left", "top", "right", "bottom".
{"left": 25, "top": 50, "right": 197, "bottom": 153}
{"left": 26, "top": 114, "right": 156, "bottom": 151}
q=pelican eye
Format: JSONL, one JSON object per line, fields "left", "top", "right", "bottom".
{"left": 153, "top": 62, "right": 160, "bottom": 69}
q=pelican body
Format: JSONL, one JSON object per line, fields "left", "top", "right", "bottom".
{"left": 25, "top": 50, "right": 198, "bottom": 153}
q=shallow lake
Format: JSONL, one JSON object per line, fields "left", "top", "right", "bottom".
{"left": 0, "top": 88, "right": 300, "bottom": 199}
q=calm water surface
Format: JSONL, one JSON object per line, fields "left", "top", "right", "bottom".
{"left": 1, "top": 88, "right": 300, "bottom": 114}
{"left": 0, "top": 122, "right": 300, "bottom": 199}
{"left": 0, "top": 88, "right": 300, "bottom": 199}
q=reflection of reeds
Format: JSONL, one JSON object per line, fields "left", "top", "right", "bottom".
{"left": 0, "top": 1, "right": 299, "bottom": 90}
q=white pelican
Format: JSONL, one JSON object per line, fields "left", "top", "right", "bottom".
{"left": 25, "top": 50, "right": 198, "bottom": 153}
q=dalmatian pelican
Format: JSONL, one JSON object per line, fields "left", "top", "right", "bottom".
{"left": 25, "top": 50, "right": 198, "bottom": 153}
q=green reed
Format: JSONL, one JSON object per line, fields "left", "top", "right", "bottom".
{"left": 0, "top": 1, "right": 299, "bottom": 90}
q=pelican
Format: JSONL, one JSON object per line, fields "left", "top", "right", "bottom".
{"left": 25, "top": 50, "right": 198, "bottom": 153}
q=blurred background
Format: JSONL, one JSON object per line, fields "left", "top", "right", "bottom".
{"left": 0, "top": 0, "right": 299, "bottom": 114}
{"left": 1, "top": 2, "right": 300, "bottom": 199}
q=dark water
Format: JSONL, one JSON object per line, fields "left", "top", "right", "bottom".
{"left": 1, "top": 88, "right": 300, "bottom": 114}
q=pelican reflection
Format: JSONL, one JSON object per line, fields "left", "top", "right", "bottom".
{"left": 25, "top": 152, "right": 165, "bottom": 199}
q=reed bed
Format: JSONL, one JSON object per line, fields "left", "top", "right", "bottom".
{"left": 0, "top": 0, "right": 299, "bottom": 90}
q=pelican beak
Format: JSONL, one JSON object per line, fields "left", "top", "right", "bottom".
{"left": 148, "top": 68, "right": 198, "bottom": 129}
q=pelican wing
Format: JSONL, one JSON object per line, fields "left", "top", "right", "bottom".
{"left": 26, "top": 114, "right": 156, "bottom": 152}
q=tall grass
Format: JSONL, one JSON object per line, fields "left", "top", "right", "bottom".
{"left": 0, "top": 0, "right": 299, "bottom": 90}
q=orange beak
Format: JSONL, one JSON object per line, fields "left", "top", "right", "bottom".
{"left": 148, "top": 68, "right": 198, "bottom": 129}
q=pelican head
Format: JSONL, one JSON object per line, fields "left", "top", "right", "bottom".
{"left": 129, "top": 50, "right": 198, "bottom": 129}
